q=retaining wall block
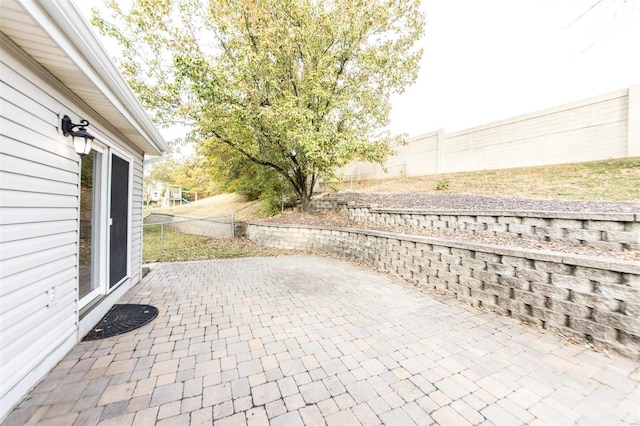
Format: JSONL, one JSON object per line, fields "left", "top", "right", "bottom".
{"left": 591, "top": 310, "right": 640, "bottom": 336}
{"left": 605, "top": 230, "right": 640, "bottom": 245}
{"left": 624, "top": 302, "right": 640, "bottom": 317}
{"left": 448, "top": 283, "right": 470, "bottom": 297}
{"left": 460, "top": 276, "right": 483, "bottom": 290}
{"left": 594, "top": 282, "right": 638, "bottom": 300}
{"left": 440, "top": 254, "right": 462, "bottom": 265}
{"left": 566, "top": 229, "right": 602, "bottom": 242}
{"left": 513, "top": 289, "right": 546, "bottom": 308}
{"left": 550, "top": 219, "right": 584, "bottom": 229}
{"left": 570, "top": 318, "right": 619, "bottom": 341}
{"left": 432, "top": 245, "right": 452, "bottom": 255}
{"left": 461, "top": 257, "right": 487, "bottom": 269}
{"left": 525, "top": 282, "right": 573, "bottom": 302}
{"left": 531, "top": 306, "right": 569, "bottom": 329}
{"left": 486, "top": 262, "right": 516, "bottom": 276}
{"left": 477, "top": 216, "right": 498, "bottom": 224}
{"left": 487, "top": 223, "right": 508, "bottom": 233}
{"left": 459, "top": 215, "right": 478, "bottom": 223}
{"left": 571, "top": 291, "right": 620, "bottom": 312}
{"left": 549, "top": 299, "right": 592, "bottom": 319}
{"left": 574, "top": 266, "right": 623, "bottom": 284}
{"left": 498, "top": 216, "right": 523, "bottom": 225}
{"left": 465, "top": 222, "right": 486, "bottom": 231}
{"left": 515, "top": 268, "right": 549, "bottom": 283}
{"left": 470, "top": 289, "right": 496, "bottom": 306}
{"left": 438, "top": 271, "right": 460, "bottom": 285}
{"left": 432, "top": 220, "right": 447, "bottom": 229}
{"left": 430, "top": 276, "right": 449, "bottom": 291}
{"left": 501, "top": 256, "right": 534, "bottom": 269}
{"left": 617, "top": 331, "right": 640, "bottom": 354}
{"left": 550, "top": 274, "right": 594, "bottom": 293}
{"left": 522, "top": 217, "right": 550, "bottom": 227}
{"left": 533, "top": 261, "right": 573, "bottom": 274}
{"left": 496, "top": 296, "right": 525, "bottom": 312}
{"left": 483, "top": 283, "right": 512, "bottom": 299}
{"left": 476, "top": 252, "right": 501, "bottom": 262}
{"left": 535, "top": 226, "right": 566, "bottom": 239}
{"left": 472, "top": 270, "right": 499, "bottom": 284}
{"left": 586, "top": 220, "right": 625, "bottom": 231}
{"left": 450, "top": 264, "right": 473, "bottom": 278}
{"left": 499, "top": 276, "right": 531, "bottom": 291}
{"left": 509, "top": 224, "right": 535, "bottom": 235}
{"left": 430, "top": 261, "right": 451, "bottom": 273}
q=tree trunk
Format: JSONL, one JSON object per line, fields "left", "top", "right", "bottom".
{"left": 290, "top": 167, "right": 313, "bottom": 212}
{"left": 299, "top": 191, "right": 311, "bottom": 212}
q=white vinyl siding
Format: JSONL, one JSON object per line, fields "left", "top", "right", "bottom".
{"left": 0, "top": 38, "right": 146, "bottom": 414}
{"left": 0, "top": 46, "right": 79, "bottom": 405}
{"left": 131, "top": 158, "right": 144, "bottom": 283}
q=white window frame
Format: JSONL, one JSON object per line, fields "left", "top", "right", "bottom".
{"left": 78, "top": 142, "right": 108, "bottom": 310}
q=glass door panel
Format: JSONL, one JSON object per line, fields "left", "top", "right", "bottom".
{"left": 79, "top": 150, "right": 103, "bottom": 305}
{"left": 109, "top": 153, "right": 130, "bottom": 288}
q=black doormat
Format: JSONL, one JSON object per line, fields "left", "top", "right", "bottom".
{"left": 83, "top": 304, "right": 158, "bottom": 341}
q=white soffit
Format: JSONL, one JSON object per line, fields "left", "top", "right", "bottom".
{"left": 0, "top": 0, "right": 168, "bottom": 156}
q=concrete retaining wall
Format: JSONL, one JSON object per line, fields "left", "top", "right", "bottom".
{"left": 311, "top": 199, "right": 640, "bottom": 251}
{"left": 247, "top": 222, "right": 640, "bottom": 359}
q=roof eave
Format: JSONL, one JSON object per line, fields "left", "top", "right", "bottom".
{"left": 14, "top": 0, "right": 169, "bottom": 156}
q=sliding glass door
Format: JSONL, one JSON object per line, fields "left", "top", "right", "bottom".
{"left": 78, "top": 146, "right": 132, "bottom": 308}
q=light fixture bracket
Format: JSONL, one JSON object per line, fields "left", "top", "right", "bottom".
{"left": 61, "top": 115, "right": 95, "bottom": 157}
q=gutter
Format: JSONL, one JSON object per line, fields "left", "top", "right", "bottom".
{"left": 143, "top": 151, "right": 167, "bottom": 167}
{"left": 33, "top": 0, "right": 169, "bottom": 155}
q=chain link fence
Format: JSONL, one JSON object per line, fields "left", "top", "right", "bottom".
{"left": 143, "top": 214, "right": 246, "bottom": 263}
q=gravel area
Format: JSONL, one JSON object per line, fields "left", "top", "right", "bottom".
{"left": 261, "top": 194, "right": 640, "bottom": 262}
{"left": 336, "top": 192, "right": 640, "bottom": 213}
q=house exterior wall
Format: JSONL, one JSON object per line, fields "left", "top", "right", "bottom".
{"left": 338, "top": 86, "right": 636, "bottom": 180}
{"left": 0, "top": 37, "right": 145, "bottom": 418}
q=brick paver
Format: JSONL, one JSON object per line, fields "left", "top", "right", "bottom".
{"left": 4, "top": 255, "right": 639, "bottom": 425}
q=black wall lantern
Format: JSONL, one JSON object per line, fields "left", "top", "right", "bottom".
{"left": 61, "top": 115, "right": 95, "bottom": 157}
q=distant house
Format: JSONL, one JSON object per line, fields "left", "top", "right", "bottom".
{"left": 0, "top": 0, "right": 168, "bottom": 419}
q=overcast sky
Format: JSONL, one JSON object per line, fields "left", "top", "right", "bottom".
{"left": 77, "top": 0, "right": 640, "bottom": 139}
{"left": 388, "top": 0, "right": 640, "bottom": 136}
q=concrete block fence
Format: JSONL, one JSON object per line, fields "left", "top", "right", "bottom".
{"left": 337, "top": 84, "right": 639, "bottom": 179}
{"left": 311, "top": 198, "right": 640, "bottom": 251}
{"left": 247, "top": 222, "right": 640, "bottom": 359}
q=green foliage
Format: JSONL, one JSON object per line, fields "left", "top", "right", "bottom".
{"left": 201, "top": 142, "right": 283, "bottom": 201}
{"left": 94, "top": 0, "right": 425, "bottom": 210}
{"left": 146, "top": 154, "right": 218, "bottom": 197}
{"left": 435, "top": 177, "right": 450, "bottom": 191}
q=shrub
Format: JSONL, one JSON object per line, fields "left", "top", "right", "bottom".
{"left": 435, "top": 177, "right": 450, "bottom": 191}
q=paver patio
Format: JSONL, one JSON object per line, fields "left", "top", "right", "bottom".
{"left": 4, "top": 255, "right": 639, "bottom": 425}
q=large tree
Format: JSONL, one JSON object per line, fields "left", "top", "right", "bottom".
{"left": 94, "top": 0, "right": 424, "bottom": 210}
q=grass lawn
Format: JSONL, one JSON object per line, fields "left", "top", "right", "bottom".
{"left": 143, "top": 224, "right": 295, "bottom": 263}
{"left": 337, "top": 158, "right": 640, "bottom": 201}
